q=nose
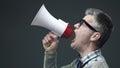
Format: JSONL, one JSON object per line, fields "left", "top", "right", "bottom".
{"left": 74, "top": 23, "right": 80, "bottom": 29}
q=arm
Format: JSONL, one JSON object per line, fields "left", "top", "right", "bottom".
{"left": 43, "top": 52, "right": 57, "bottom": 68}
{"left": 42, "top": 32, "right": 59, "bottom": 68}
{"left": 42, "top": 32, "right": 76, "bottom": 68}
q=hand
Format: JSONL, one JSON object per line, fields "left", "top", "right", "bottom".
{"left": 42, "top": 32, "right": 59, "bottom": 54}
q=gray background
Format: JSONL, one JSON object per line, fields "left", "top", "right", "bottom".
{"left": 1, "top": 0, "right": 120, "bottom": 68}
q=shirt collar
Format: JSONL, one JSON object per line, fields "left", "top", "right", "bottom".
{"left": 79, "top": 49, "right": 101, "bottom": 64}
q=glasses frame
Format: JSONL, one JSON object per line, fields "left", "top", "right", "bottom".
{"left": 77, "top": 19, "right": 98, "bottom": 32}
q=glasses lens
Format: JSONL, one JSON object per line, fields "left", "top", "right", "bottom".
{"left": 82, "top": 19, "right": 97, "bottom": 32}
{"left": 78, "top": 20, "right": 84, "bottom": 27}
{"left": 75, "top": 19, "right": 98, "bottom": 32}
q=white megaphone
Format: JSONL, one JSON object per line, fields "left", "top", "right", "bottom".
{"left": 31, "top": 4, "right": 73, "bottom": 38}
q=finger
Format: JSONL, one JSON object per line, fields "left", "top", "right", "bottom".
{"left": 43, "top": 36, "right": 50, "bottom": 47}
{"left": 42, "top": 39, "right": 47, "bottom": 48}
{"left": 46, "top": 34, "right": 54, "bottom": 43}
{"left": 47, "top": 34, "right": 52, "bottom": 42}
{"left": 48, "top": 32, "right": 58, "bottom": 39}
{"left": 42, "top": 39, "right": 46, "bottom": 46}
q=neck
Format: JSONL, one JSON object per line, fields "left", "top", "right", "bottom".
{"left": 78, "top": 43, "right": 98, "bottom": 58}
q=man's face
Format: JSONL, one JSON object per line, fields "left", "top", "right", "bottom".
{"left": 71, "top": 15, "right": 95, "bottom": 50}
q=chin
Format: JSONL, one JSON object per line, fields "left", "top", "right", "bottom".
{"left": 70, "top": 43, "right": 76, "bottom": 49}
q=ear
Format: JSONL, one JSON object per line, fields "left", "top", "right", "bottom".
{"left": 90, "top": 32, "right": 101, "bottom": 42}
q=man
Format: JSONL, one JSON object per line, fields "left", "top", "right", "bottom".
{"left": 42, "top": 8, "right": 113, "bottom": 68}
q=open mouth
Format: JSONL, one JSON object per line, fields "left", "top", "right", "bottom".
{"left": 72, "top": 38, "right": 75, "bottom": 42}
{"left": 71, "top": 33, "right": 76, "bottom": 43}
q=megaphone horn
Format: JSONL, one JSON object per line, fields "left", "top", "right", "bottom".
{"left": 31, "top": 4, "right": 73, "bottom": 38}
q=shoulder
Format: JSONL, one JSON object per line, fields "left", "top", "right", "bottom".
{"left": 84, "top": 55, "right": 109, "bottom": 68}
{"left": 91, "top": 59, "right": 109, "bottom": 68}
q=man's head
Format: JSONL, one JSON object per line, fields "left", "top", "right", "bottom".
{"left": 71, "top": 8, "right": 113, "bottom": 51}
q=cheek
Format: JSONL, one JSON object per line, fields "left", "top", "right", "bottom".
{"left": 77, "top": 28, "right": 88, "bottom": 38}
{"left": 76, "top": 30, "right": 91, "bottom": 44}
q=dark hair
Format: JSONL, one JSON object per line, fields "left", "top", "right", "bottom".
{"left": 85, "top": 8, "right": 113, "bottom": 48}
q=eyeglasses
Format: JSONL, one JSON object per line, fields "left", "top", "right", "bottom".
{"left": 76, "top": 19, "right": 98, "bottom": 32}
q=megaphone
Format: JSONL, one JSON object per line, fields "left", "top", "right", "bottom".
{"left": 31, "top": 4, "right": 73, "bottom": 38}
